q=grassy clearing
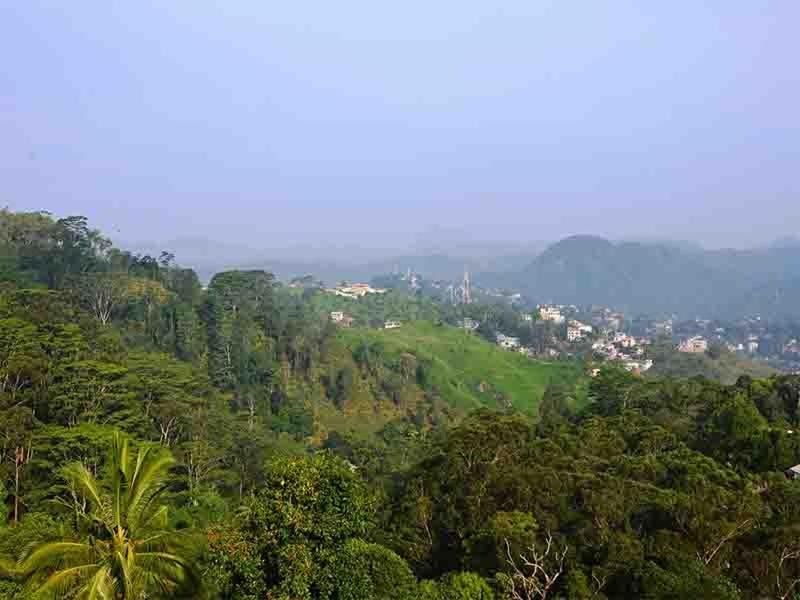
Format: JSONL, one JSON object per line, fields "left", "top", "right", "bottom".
{"left": 339, "top": 320, "right": 586, "bottom": 415}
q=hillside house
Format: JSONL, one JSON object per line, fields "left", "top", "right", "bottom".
{"left": 612, "top": 332, "right": 638, "bottom": 348}
{"left": 538, "top": 305, "right": 565, "bottom": 323}
{"left": 384, "top": 320, "right": 402, "bottom": 330}
{"left": 568, "top": 320, "right": 592, "bottom": 342}
{"left": 567, "top": 327, "right": 584, "bottom": 343}
{"left": 330, "top": 311, "right": 344, "bottom": 323}
{"left": 571, "top": 320, "right": 593, "bottom": 333}
{"left": 496, "top": 333, "right": 520, "bottom": 350}
{"left": 328, "top": 283, "right": 387, "bottom": 299}
{"left": 678, "top": 336, "right": 708, "bottom": 353}
{"left": 461, "top": 318, "right": 480, "bottom": 331}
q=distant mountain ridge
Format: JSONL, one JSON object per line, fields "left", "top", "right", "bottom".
{"left": 480, "top": 235, "right": 800, "bottom": 319}
{"left": 123, "top": 237, "right": 546, "bottom": 285}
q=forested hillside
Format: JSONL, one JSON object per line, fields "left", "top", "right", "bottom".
{"left": 482, "top": 235, "right": 800, "bottom": 319}
{"left": 3, "top": 209, "right": 800, "bottom": 599}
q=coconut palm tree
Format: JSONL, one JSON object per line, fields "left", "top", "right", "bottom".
{"left": 20, "top": 432, "right": 200, "bottom": 599}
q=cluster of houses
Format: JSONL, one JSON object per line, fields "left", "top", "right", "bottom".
{"left": 593, "top": 332, "right": 654, "bottom": 373}
{"left": 326, "top": 282, "right": 387, "bottom": 300}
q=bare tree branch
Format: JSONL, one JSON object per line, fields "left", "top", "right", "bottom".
{"left": 505, "top": 531, "right": 567, "bottom": 600}
{"left": 697, "top": 519, "right": 752, "bottom": 566}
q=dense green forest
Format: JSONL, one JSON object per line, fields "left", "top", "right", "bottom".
{"left": 2, "top": 209, "right": 800, "bottom": 599}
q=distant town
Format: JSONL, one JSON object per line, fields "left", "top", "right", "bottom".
{"left": 306, "top": 269, "right": 800, "bottom": 376}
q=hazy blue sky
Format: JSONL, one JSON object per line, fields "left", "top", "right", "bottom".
{"left": 2, "top": 2, "right": 798, "bottom": 250}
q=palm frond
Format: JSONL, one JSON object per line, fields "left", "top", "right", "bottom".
{"left": 20, "top": 542, "right": 94, "bottom": 573}
{"left": 27, "top": 562, "right": 101, "bottom": 599}
{"left": 126, "top": 452, "right": 175, "bottom": 530}
{"left": 82, "top": 566, "right": 115, "bottom": 600}
{"left": 62, "top": 463, "right": 105, "bottom": 514}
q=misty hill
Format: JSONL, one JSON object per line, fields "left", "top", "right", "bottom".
{"left": 126, "top": 237, "right": 546, "bottom": 285}
{"left": 483, "top": 235, "right": 800, "bottom": 319}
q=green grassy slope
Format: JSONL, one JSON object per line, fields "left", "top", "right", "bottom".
{"left": 338, "top": 321, "right": 586, "bottom": 415}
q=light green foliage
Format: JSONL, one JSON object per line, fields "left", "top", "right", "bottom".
{"left": 245, "top": 452, "right": 376, "bottom": 548}
{"left": 331, "top": 539, "right": 417, "bottom": 600}
{"left": 418, "top": 572, "right": 494, "bottom": 600}
{"left": 340, "top": 321, "right": 585, "bottom": 414}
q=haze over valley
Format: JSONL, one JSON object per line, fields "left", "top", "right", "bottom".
{"left": 3, "top": 2, "right": 800, "bottom": 599}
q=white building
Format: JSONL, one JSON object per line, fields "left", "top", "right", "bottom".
{"left": 496, "top": 333, "right": 521, "bottom": 350}
{"left": 461, "top": 318, "right": 480, "bottom": 331}
{"left": 567, "top": 320, "right": 592, "bottom": 342}
{"left": 330, "top": 311, "right": 345, "bottom": 323}
{"left": 384, "top": 320, "right": 402, "bottom": 330}
{"left": 571, "top": 320, "right": 593, "bottom": 333}
{"left": 678, "top": 336, "right": 708, "bottom": 353}
{"left": 538, "top": 305, "right": 565, "bottom": 323}
{"left": 567, "top": 327, "right": 584, "bottom": 343}
{"left": 328, "top": 283, "right": 387, "bottom": 299}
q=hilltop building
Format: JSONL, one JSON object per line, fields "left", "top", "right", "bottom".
{"left": 327, "top": 283, "right": 387, "bottom": 299}
{"left": 678, "top": 336, "right": 708, "bottom": 353}
{"left": 330, "top": 311, "right": 353, "bottom": 327}
{"left": 567, "top": 320, "right": 593, "bottom": 342}
{"left": 538, "top": 305, "right": 565, "bottom": 323}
